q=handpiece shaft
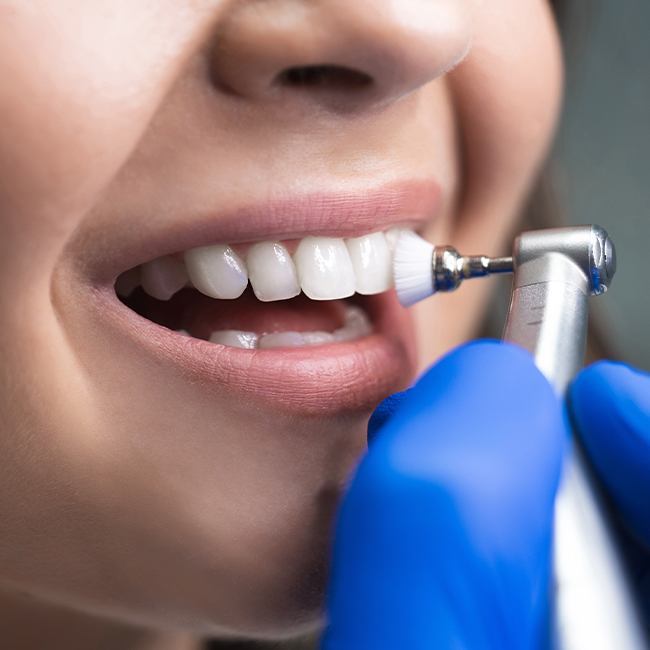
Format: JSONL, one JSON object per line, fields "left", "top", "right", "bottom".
{"left": 430, "top": 247, "right": 513, "bottom": 292}
{"left": 459, "top": 255, "right": 513, "bottom": 280}
{"left": 484, "top": 256, "right": 515, "bottom": 274}
{"left": 502, "top": 229, "right": 647, "bottom": 650}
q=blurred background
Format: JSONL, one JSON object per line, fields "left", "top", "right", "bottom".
{"left": 552, "top": 0, "right": 650, "bottom": 369}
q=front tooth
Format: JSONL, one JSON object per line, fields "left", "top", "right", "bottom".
{"left": 293, "top": 237, "right": 355, "bottom": 300}
{"left": 258, "top": 332, "right": 307, "bottom": 348}
{"left": 141, "top": 256, "right": 188, "bottom": 300}
{"left": 184, "top": 245, "right": 248, "bottom": 299}
{"left": 246, "top": 242, "right": 300, "bottom": 302}
{"left": 346, "top": 232, "right": 392, "bottom": 295}
{"left": 209, "top": 330, "right": 258, "bottom": 349}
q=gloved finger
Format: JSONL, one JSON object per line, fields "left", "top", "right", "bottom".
{"left": 323, "top": 341, "right": 565, "bottom": 649}
{"left": 570, "top": 361, "right": 650, "bottom": 549}
{"left": 367, "top": 389, "right": 410, "bottom": 444}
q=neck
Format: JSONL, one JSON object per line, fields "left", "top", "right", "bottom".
{"left": 0, "top": 588, "right": 200, "bottom": 650}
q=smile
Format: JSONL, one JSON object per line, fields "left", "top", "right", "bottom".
{"left": 78, "top": 181, "right": 439, "bottom": 412}
{"left": 116, "top": 229, "right": 406, "bottom": 349}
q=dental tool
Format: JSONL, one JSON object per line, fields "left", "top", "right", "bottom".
{"left": 393, "top": 225, "right": 648, "bottom": 649}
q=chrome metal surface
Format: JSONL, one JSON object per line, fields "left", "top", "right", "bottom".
{"left": 503, "top": 226, "right": 646, "bottom": 650}
{"left": 511, "top": 225, "right": 616, "bottom": 296}
{"left": 431, "top": 246, "right": 514, "bottom": 293}
{"left": 503, "top": 280, "right": 586, "bottom": 393}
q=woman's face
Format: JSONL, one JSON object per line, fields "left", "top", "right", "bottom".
{"left": 0, "top": 0, "right": 562, "bottom": 639}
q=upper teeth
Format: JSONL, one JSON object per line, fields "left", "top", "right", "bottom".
{"left": 117, "top": 228, "right": 405, "bottom": 302}
{"left": 245, "top": 241, "right": 300, "bottom": 301}
{"left": 184, "top": 244, "right": 249, "bottom": 300}
{"left": 140, "top": 255, "right": 189, "bottom": 301}
{"left": 293, "top": 237, "right": 356, "bottom": 300}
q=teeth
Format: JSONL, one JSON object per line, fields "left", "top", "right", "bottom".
{"left": 384, "top": 227, "right": 405, "bottom": 253}
{"left": 346, "top": 232, "right": 392, "bottom": 295}
{"left": 184, "top": 245, "right": 248, "bottom": 299}
{"left": 140, "top": 255, "right": 188, "bottom": 301}
{"left": 258, "top": 332, "right": 308, "bottom": 349}
{"left": 293, "top": 237, "right": 356, "bottom": 300}
{"left": 128, "top": 228, "right": 414, "bottom": 302}
{"left": 246, "top": 242, "right": 300, "bottom": 302}
{"left": 204, "top": 305, "right": 373, "bottom": 350}
{"left": 301, "top": 331, "right": 335, "bottom": 345}
{"left": 209, "top": 330, "right": 258, "bottom": 349}
{"left": 257, "top": 331, "right": 338, "bottom": 349}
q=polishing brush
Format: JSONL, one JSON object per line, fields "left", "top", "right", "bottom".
{"left": 392, "top": 230, "right": 514, "bottom": 307}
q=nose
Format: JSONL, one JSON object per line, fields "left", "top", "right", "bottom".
{"left": 211, "top": 0, "right": 473, "bottom": 110}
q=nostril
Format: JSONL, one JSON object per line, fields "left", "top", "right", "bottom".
{"left": 275, "top": 65, "right": 373, "bottom": 91}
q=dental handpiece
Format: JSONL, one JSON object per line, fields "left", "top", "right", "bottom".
{"left": 393, "top": 226, "right": 647, "bottom": 649}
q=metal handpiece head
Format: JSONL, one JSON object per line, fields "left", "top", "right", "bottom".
{"left": 513, "top": 225, "right": 617, "bottom": 295}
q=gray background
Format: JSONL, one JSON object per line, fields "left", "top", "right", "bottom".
{"left": 552, "top": 0, "right": 650, "bottom": 369}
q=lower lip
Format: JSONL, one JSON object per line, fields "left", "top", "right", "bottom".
{"left": 90, "top": 285, "right": 417, "bottom": 414}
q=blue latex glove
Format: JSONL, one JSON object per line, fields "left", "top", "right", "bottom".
{"left": 570, "top": 361, "right": 650, "bottom": 617}
{"left": 322, "top": 341, "right": 565, "bottom": 649}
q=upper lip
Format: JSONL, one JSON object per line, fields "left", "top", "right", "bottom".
{"left": 75, "top": 179, "right": 441, "bottom": 285}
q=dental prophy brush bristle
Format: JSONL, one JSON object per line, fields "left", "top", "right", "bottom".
{"left": 392, "top": 231, "right": 514, "bottom": 307}
{"left": 392, "top": 230, "right": 435, "bottom": 307}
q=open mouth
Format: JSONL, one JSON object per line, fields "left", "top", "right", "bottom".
{"left": 116, "top": 229, "right": 404, "bottom": 350}
{"left": 74, "top": 183, "right": 438, "bottom": 412}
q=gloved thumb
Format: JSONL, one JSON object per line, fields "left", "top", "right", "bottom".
{"left": 323, "top": 341, "right": 565, "bottom": 649}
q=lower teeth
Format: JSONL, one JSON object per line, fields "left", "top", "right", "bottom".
{"left": 209, "top": 330, "right": 258, "bottom": 348}
{"left": 194, "top": 305, "right": 372, "bottom": 349}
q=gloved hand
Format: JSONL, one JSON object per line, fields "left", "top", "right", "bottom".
{"left": 570, "top": 361, "right": 650, "bottom": 618}
{"left": 322, "top": 340, "right": 566, "bottom": 650}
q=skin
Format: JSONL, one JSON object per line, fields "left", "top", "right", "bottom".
{"left": 0, "top": 1, "right": 562, "bottom": 648}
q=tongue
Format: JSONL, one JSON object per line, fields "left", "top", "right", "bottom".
{"left": 128, "top": 287, "right": 349, "bottom": 339}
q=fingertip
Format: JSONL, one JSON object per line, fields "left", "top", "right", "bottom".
{"left": 573, "top": 359, "right": 650, "bottom": 390}
{"left": 570, "top": 360, "right": 650, "bottom": 546}
{"left": 571, "top": 360, "right": 650, "bottom": 444}
{"left": 367, "top": 390, "right": 410, "bottom": 444}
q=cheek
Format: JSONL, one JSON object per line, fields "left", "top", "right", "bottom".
{"left": 412, "top": 1, "right": 562, "bottom": 367}
{"left": 449, "top": 0, "right": 563, "bottom": 240}
{"left": 0, "top": 2, "right": 219, "bottom": 275}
